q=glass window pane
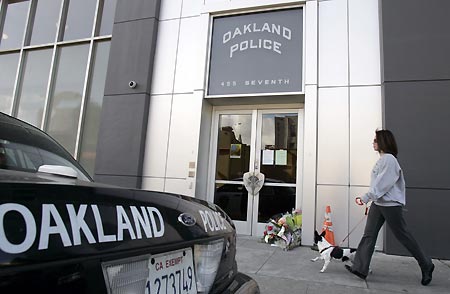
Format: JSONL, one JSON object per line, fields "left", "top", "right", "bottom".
{"left": 47, "top": 44, "right": 90, "bottom": 155}
{"left": 98, "top": 0, "right": 117, "bottom": 36}
{"left": 16, "top": 48, "right": 53, "bottom": 127}
{"left": 0, "top": 122, "right": 91, "bottom": 181}
{"left": 0, "top": 53, "right": 19, "bottom": 114}
{"left": 0, "top": 0, "right": 29, "bottom": 50}
{"left": 79, "top": 41, "right": 111, "bottom": 176}
{"left": 29, "top": 0, "right": 62, "bottom": 45}
{"left": 215, "top": 114, "right": 252, "bottom": 181}
{"left": 214, "top": 183, "right": 248, "bottom": 221}
{"left": 63, "top": 0, "right": 97, "bottom": 41}
{"left": 258, "top": 186, "right": 296, "bottom": 222}
{"left": 260, "top": 114, "right": 298, "bottom": 183}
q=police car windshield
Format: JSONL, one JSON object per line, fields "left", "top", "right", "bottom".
{"left": 0, "top": 119, "right": 91, "bottom": 182}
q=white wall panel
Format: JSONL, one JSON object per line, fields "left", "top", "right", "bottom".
{"left": 316, "top": 185, "right": 349, "bottom": 247}
{"left": 174, "top": 16, "right": 202, "bottom": 93}
{"left": 166, "top": 93, "right": 203, "bottom": 178}
{"left": 305, "top": 0, "right": 318, "bottom": 85}
{"left": 142, "top": 95, "right": 172, "bottom": 177}
{"left": 349, "top": 0, "right": 381, "bottom": 85}
{"left": 151, "top": 19, "right": 180, "bottom": 95}
{"left": 317, "top": 87, "right": 349, "bottom": 185}
{"left": 165, "top": 178, "right": 195, "bottom": 197}
{"left": 302, "top": 85, "right": 318, "bottom": 245}
{"left": 182, "top": 0, "right": 202, "bottom": 17}
{"left": 204, "top": 0, "right": 303, "bottom": 15}
{"left": 349, "top": 186, "right": 384, "bottom": 250}
{"left": 194, "top": 14, "right": 211, "bottom": 91}
{"left": 195, "top": 96, "right": 213, "bottom": 201}
{"left": 318, "top": 0, "right": 348, "bottom": 87}
{"left": 203, "top": 0, "right": 230, "bottom": 13}
{"left": 159, "top": 0, "right": 182, "bottom": 20}
{"left": 142, "top": 177, "right": 165, "bottom": 192}
{"left": 350, "top": 86, "right": 382, "bottom": 186}
{"left": 228, "top": 0, "right": 301, "bottom": 9}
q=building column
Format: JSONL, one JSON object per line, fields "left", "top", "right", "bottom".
{"left": 94, "top": 0, "right": 161, "bottom": 188}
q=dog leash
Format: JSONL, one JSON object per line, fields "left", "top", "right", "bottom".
{"left": 338, "top": 205, "right": 369, "bottom": 247}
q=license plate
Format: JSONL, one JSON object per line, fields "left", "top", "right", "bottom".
{"left": 146, "top": 248, "right": 197, "bottom": 294}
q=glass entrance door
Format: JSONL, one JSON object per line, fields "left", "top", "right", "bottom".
{"left": 211, "top": 109, "right": 302, "bottom": 236}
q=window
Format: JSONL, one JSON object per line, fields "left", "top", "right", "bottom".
{"left": 0, "top": 0, "right": 117, "bottom": 177}
{"left": 62, "top": 0, "right": 97, "bottom": 41}
{"left": 0, "top": 53, "right": 19, "bottom": 114}
{"left": 0, "top": 118, "right": 91, "bottom": 181}
{"left": 0, "top": 0, "right": 29, "bottom": 50}
{"left": 79, "top": 41, "right": 111, "bottom": 176}
{"left": 29, "top": 0, "right": 62, "bottom": 46}
{"left": 98, "top": 0, "right": 117, "bottom": 36}
{"left": 16, "top": 48, "right": 53, "bottom": 127}
{"left": 47, "top": 44, "right": 90, "bottom": 155}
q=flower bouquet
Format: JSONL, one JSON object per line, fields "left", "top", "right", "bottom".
{"left": 262, "top": 209, "right": 302, "bottom": 250}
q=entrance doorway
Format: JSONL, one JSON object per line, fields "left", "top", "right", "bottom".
{"left": 210, "top": 108, "right": 303, "bottom": 235}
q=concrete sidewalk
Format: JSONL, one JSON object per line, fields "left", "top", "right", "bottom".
{"left": 236, "top": 235, "right": 450, "bottom": 294}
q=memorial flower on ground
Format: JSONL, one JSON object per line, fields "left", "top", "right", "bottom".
{"left": 262, "top": 209, "right": 302, "bottom": 250}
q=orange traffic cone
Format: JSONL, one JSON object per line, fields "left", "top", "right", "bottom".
{"left": 321, "top": 205, "right": 335, "bottom": 245}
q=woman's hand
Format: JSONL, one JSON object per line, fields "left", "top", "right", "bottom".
{"left": 355, "top": 197, "right": 364, "bottom": 206}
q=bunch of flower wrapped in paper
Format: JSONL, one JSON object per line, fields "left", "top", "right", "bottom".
{"left": 262, "top": 209, "right": 302, "bottom": 250}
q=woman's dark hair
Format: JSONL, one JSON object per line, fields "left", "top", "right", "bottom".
{"left": 375, "top": 129, "right": 398, "bottom": 157}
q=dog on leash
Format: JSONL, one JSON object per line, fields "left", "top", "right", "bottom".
{"left": 311, "top": 230, "right": 356, "bottom": 273}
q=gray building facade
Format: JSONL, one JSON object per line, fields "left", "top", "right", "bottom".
{"left": 95, "top": 0, "right": 161, "bottom": 188}
{"left": 380, "top": 0, "right": 450, "bottom": 258}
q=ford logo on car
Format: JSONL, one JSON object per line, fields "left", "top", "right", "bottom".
{"left": 178, "top": 213, "right": 196, "bottom": 226}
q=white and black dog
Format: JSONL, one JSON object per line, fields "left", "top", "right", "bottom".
{"left": 311, "top": 230, "right": 356, "bottom": 273}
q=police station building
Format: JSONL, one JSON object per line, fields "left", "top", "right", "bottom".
{"left": 1, "top": 0, "right": 449, "bottom": 259}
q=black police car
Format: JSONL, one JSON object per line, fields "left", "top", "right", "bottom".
{"left": 0, "top": 112, "right": 259, "bottom": 294}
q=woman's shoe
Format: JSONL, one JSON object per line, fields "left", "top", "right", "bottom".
{"left": 345, "top": 265, "right": 367, "bottom": 280}
{"left": 421, "top": 263, "right": 434, "bottom": 286}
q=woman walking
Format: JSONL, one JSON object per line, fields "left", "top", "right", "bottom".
{"left": 345, "top": 129, "right": 434, "bottom": 286}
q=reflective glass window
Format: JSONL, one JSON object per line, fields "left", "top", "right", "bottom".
{"left": 214, "top": 183, "right": 248, "bottom": 221}
{"left": 47, "top": 44, "right": 89, "bottom": 155}
{"left": 63, "top": 0, "right": 97, "bottom": 41}
{"left": 0, "top": 120, "right": 91, "bottom": 181}
{"left": 0, "top": 53, "right": 19, "bottom": 114}
{"left": 258, "top": 186, "right": 296, "bottom": 222}
{"left": 29, "top": 0, "right": 62, "bottom": 45}
{"left": 79, "top": 41, "right": 111, "bottom": 176}
{"left": 259, "top": 114, "right": 298, "bottom": 183}
{"left": 16, "top": 48, "right": 53, "bottom": 127}
{"left": 98, "top": 0, "right": 117, "bottom": 36}
{"left": 215, "top": 114, "right": 252, "bottom": 181}
{"left": 0, "top": 0, "right": 29, "bottom": 50}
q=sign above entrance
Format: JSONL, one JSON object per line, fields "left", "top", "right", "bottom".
{"left": 207, "top": 8, "right": 303, "bottom": 97}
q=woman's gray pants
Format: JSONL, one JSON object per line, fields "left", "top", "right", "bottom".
{"left": 352, "top": 203, "right": 432, "bottom": 276}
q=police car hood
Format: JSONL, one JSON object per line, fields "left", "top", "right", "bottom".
{"left": 0, "top": 170, "right": 234, "bottom": 267}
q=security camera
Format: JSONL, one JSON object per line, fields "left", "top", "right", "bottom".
{"left": 128, "top": 81, "right": 137, "bottom": 89}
